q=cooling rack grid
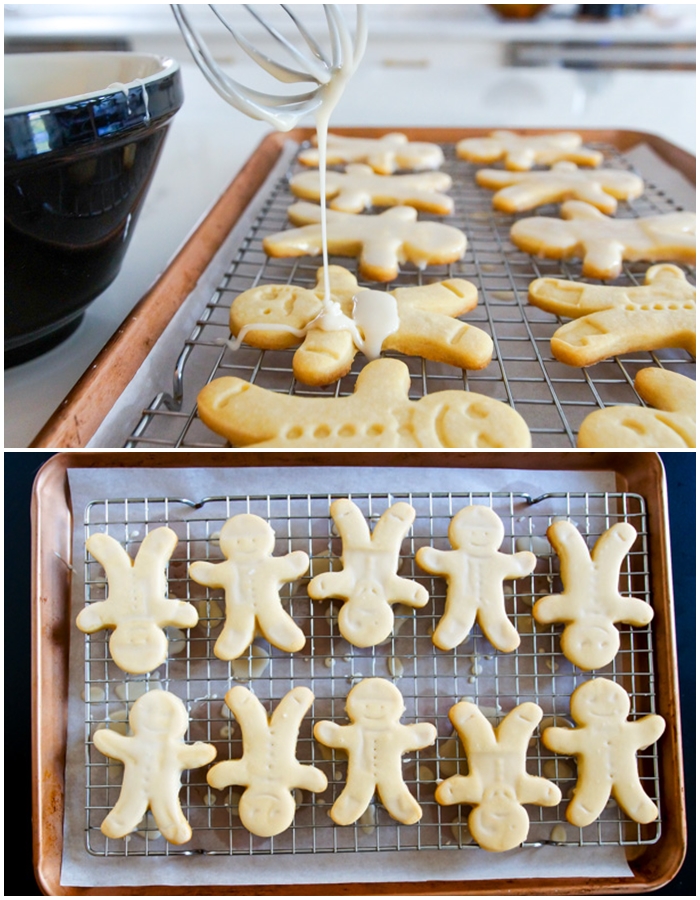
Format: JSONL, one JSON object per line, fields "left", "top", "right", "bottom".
{"left": 124, "top": 139, "right": 695, "bottom": 448}
{"left": 79, "top": 488, "right": 661, "bottom": 858}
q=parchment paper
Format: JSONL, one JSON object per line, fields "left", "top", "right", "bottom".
{"left": 61, "top": 464, "right": 636, "bottom": 888}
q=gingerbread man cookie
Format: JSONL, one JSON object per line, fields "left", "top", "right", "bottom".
{"left": 510, "top": 201, "right": 696, "bottom": 280}
{"left": 298, "top": 132, "right": 445, "bottom": 174}
{"left": 314, "top": 678, "right": 437, "bottom": 825}
{"left": 528, "top": 264, "right": 696, "bottom": 367}
{"left": 229, "top": 265, "right": 492, "bottom": 386}
{"left": 290, "top": 164, "right": 454, "bottom": 215}
{"left": 435, "top": 702, "right": 561, "bottom": 851}
{"left": 308, "top": 499, "right": 428, "bottom": 647}
{"left": 533, "top": 520, "right": 652, "bottom": 670}
{"left": 457, "top": 130, "right": 603, "bottom": 171}
{"left": 543, "top": 678, "right": 666, "bottom": 827}
{"left": 577, "top": 368, "right": 696, "bottom": 449}
{"left": 416, "top": 506, "right": 536, "bottom": 652}
{"left": 197, "top": 358, "right": 532, "bottom": 449}
{"left": 93, "top": 690, "right": 216, "bottom": 844}
{"left": 263, "top": 203, "right": 467, "bottom": 282}
{"left": 189, "top": 514, "right": 309, "bottom": 661}
{"left": 476, "top": 161, "right": 644, "bottom": 214}
{"left": 207, "top": 686, "right": 327, "bottom": 837}
{"left": 77, "top": 528, "right": 197, "bottom": 675}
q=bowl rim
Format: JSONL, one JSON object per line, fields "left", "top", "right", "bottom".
{"left": 4, "top": 50, "right": 181, "bottom": 117}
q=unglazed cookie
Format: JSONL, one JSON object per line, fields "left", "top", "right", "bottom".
{"left": 308, "top": 499, "right": 428, "bottom": 647}
{"left": 510, "top": 201, "right": 696, "bottom": 280}
{"left": 435, "top": 702, "right": 561, "bottom": 851}
{"left": 93, "top": 691, "right": 216, "bottom": 844}
{"left": 298, "top": 132, "right": 445, "bottom": 173}
{"left": 197, "top": 358, "right": 532, "bottom": 448}
{"left": 189, "top": 514, "right": 309, "bottom": 661}
{"left": 229, "top": 265, "right": 492, "bottom": 385}
{"left": 576, "top": 367, "right": 696, "bottom": 448}
{"left": 543, "top": 678, "right": 665, "bottom": 827}
{"left": 457, "top": 130, "right": 603, "bottom": 171}
{"left": 314, "top": 678, "right": 437, "bottom": 825}
{"left": 262, "top": 203, "right": 467, "bottom": 282}
{"left": 533, "top": 520, "right": 652, "bottom": 670}
{"left": 290, "top": 163, "right": 454, "bottom": 214}
{"left": 207, "top": 686, "right": 327, "bottom": 837}
{"left": 77, "top": 528, "right": 197, "bottom": 675}
{"left": 528, "top": 264, "right": 696, "bottom": 366}
{"left": 476, "top": 161, "right": 644, "bottom": 214}
{"left": 416, "top": 505, "right": 536, "bottom": 652}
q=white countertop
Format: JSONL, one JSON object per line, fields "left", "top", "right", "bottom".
{"left": 4, "top": 59, "right": 696, "bottom": 448}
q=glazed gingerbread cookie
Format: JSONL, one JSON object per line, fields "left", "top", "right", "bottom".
{"left": 576, "top": 368, "right": 696, "bottom": 449}
{"left": 532, "top": 520, "right": 653, "bottom": 670}
{"left": 229, "top": 265, "right": 493, "bottom": 385}
{"left": 93, "top": 690, "right": 216, "bottom": 844}
{"left": 197, "top": 358, "right": 532, "bottom": 448}
{"left": 262, "top": 203, "right": 467, "bottom": 282}
{"left": 456, "top": 130, "right": 603, "bottom": 171}
{"left": 308, "top": 499, "right": 428, "bottom": 647}
{"left": 290, "top": 164, "right": 454, "bottom": 215}
{"left": 189, "top": 514, "right": 308, "bottom": 661}
{"left": 207, "top": 686, "right": 327, "bottom": 837}
{"left": 314, "top": 678, "right": 437, "bottom": 825}
{"left": 476, "top": 161, "right": 644, "bottom": 214}
{"left": 510, "top": 200, "right": 696, "bottom": 280}
{"left": 435, "top": 702, "right": 561, "bottom": 851}
{"left": 416, "top": 505, "right": 536, "bottom": 652}
{"left": 528, "top": 264, "right": 696, "bottom": 367}
{"left": 543, "top": 678, "right": 666, "bottom": 827}
{"left": 298, "top": 131, "right": 445, "bottom": 174}
{"left": 77, "top": 528, "right": 198, "bottom": 675}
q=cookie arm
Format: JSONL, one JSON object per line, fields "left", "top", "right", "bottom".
{"left": 541, "top": 725, "right": 581, "bottom": 756}
{"left": 415, "top": 546, "right": 457, "bottom": 578}
{"left": 400, "top": 722, "right": 438, "bottom": 753}
{"left": 499, "top": 550, "right": 536, "bottom": 579}
{"left": 189, "top": 559, "right": 225, "bottom": 588}
{"left": 387, "top": 307, "right": 494, "bottom": 371}
{"left": 314, "top": 720, "right": 349, "bottom": 751}
{"left": 207, "top": 758, "right": 250, "bottom": 790}
{"left": 178, "top": 741, "right": 217, "bottom": 770}
{"left": 517, "top": 772, "right": 562, "bottom": 807}
{"left": 435, "top": 772, "right": 482, "bottom": 806}
{"left": 93, "top": 728, "right": 134, "bottom": 764}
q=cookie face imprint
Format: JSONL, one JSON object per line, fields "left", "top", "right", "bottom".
{"left": 510, "top": 201, "right": 696, "bottom": 280}
{"left": 416, "top": 505, "right": 536, "bottom": 653}
{"left": 576, "top": 367, "right": 696, "bottom": 449}
{"left": 528, "top": 264, "right": 696, "bottom": 367}
{"left": 298, "top": 131, "right": 445, "bottom": 174}
{"left": 229, "top": 265, "right": 492, "bottom": 386}
{"left": 532, "top": 520, "right": 652, "bottom": 670}
{"left": 263, "top": 203, "right": 468, "bottom": 283}
{"left": 542, "top": 678, "right": 666, "bottom": 827}
{"left": 207, "top": 686, "right": 327, "bottom": 837}
{"left": 435, "top": 702, "right": 561, "bottom": 851}
{"left": 77, "top": 528, "right": 198, "bottom": 675}
{"left": 308, "top": 499, "right": 428, "bottom": 647}
{"left": 189, "top": 514, "right": 309, "bottom": 661}
{"left": 93, "top": 690, "right": 217, "bottom": 844}
{"left": 290, "top": 163, "right": 454, "bottom": 215}
{"left": 196, "top": 358, "right": 533, "bottom": 449}
{"left": 457, "top": 130, "right": 603, "bottom": 171}
{"left": 476, "top": 161, "right": 644, "bottom": 214}
{"left": 314, "top": 678, "right": 437, "bottom": 825}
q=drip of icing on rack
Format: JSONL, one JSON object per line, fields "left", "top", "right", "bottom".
{"left": 172, "top": 5, "right": 400, "bottom": 359}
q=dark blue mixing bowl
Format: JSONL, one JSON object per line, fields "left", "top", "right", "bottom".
{"left": 5, "top": 52, "right": 184, "bottom": 366}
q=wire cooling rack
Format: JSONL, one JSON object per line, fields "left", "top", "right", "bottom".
{"left": 123, "top": 139, "right": 695, "bottom": 448}
{"left": 79, "top": 488, "right": 661, "bottom": 857}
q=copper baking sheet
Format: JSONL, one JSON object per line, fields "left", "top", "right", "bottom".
{"left": 30, "top": 128, "right": 695, "bottom": 449}
{"left": 32, "top": 451, "right": 685, "bottom": 895}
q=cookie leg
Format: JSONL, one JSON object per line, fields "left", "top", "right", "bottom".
{"left": 214, "top": 609, "right": 256, "bottom": 661}
{"left": 477, "top": 603, "right": 520, "bottom": 653}
{"left": 101, "top": 790, "right": 148, "bottom": 840}
{"left": 432, "top": 593, "right": 477, "bottom": 651}
{"left": 566, "top": 776, "right": 611, "bottom": 827}
{"left": 612, "top": 778, "right": 659, "bottom": 824}
{"left": 330, "top": 777, "right": 377, "bottom": 826}
{"left": 256, "top": 603, "right": 306, "bottom": 653}
{"left": 150, "top": 795, "right": 192, "bottom": 845}
{"left": 377, "top": 779, "right": 423, "bottom": 825}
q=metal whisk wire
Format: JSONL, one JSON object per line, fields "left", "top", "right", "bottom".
{"left": 171, "top": 4, "right": 367, "bottom": 130}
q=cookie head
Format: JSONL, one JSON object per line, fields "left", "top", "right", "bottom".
{"left": 129, "top": 689, "right": 189, "bottom": 736}
{"left": 219, "top": 514, "right": 275, "bottom": 557}
{"left": 561, "top": 617, "right": 621, "bottom": 672}
{"left": 346, "top": 677, "right": 404, "bottom": 725}
{"left": 449, "top": 506, "right": 504, "bottom": 555}
{"left": 238, "top": 785, "right": 296, "bottom": 838}
{"left": 570, "top": 678, "right": 630, "bottom": 724}
{"left": 337, "top": 579, "right": 396, "bottom": 646}
{"left": 109, "top": 621, "right": 169, "bottom": 675}
{"left": 469, "top": 785, "right": 530, "bottom": 852}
